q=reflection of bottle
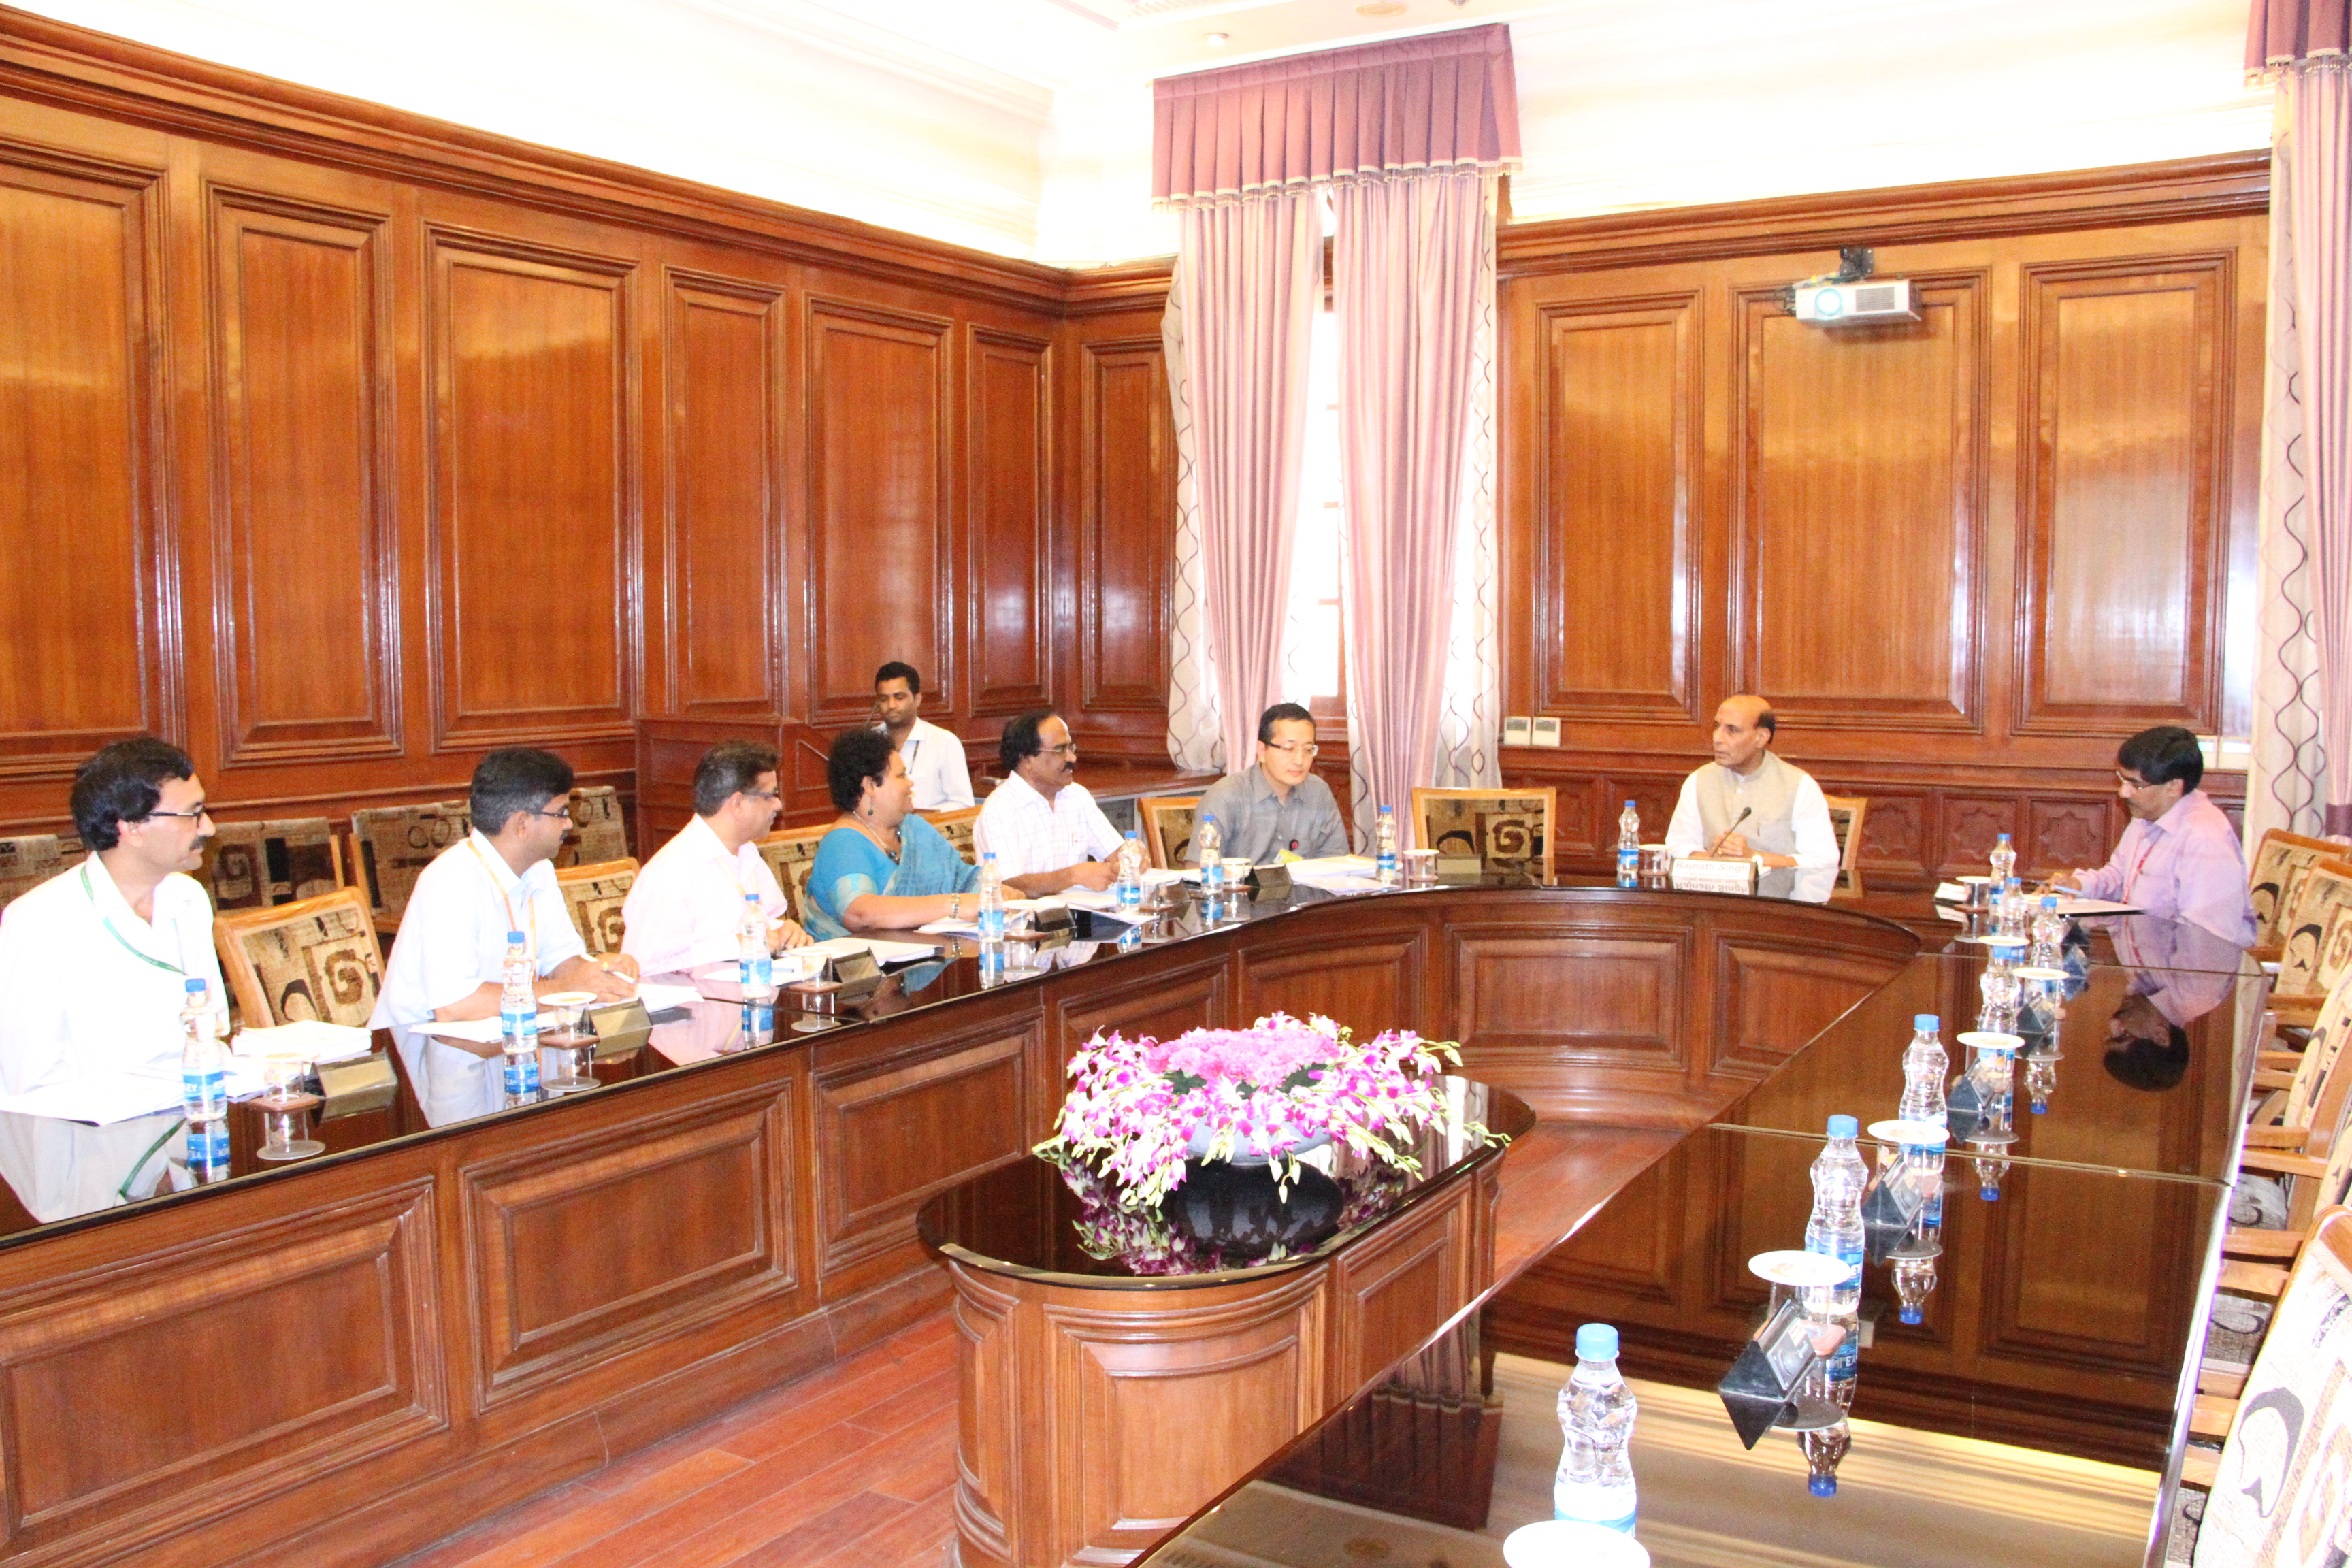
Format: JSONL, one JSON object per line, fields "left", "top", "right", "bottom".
{"left": 1893, "top": 1254, "right": 1939, "bottom": 1326}
{"left": 1616, "top": 800, "right": 1640, "bottom": 887}
{"left": 1801, "top": 1418, "right": 1852, "bottom": 1498}
{"left": 1806, "top": 1116, "right": 1867, "bottom": 1378}
{"left": 1554, "top": 1323, "right": 1638, "bottom": 1533}
{"left": 2030, "top": 895, "right": 2064, "bottom": 967}
{"left": 1375, "top": 806, "right": 1399, "bottom": 886}
{"left": 500, "top": 930, "right": 540, "bottom": 1097}
{"left": 1899, "top": 1015, "right": 1947, "bottom": 1128}
{"left": 2024, "top": 1053, "right": 2059, "bottom": 1115}
{"left": 180, "top": 978, "right": 228, "bottom": 1180}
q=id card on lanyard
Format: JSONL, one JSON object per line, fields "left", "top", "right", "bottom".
{"left": 81, "top": 860, "right": 189, "bottom": 978}
{"left": 466, "top": 838, "right": 538, "bottom": 961}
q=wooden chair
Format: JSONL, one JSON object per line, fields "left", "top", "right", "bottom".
{"left": 754, "top": 824, "right": 832, "bottom": 928}
{"left": 348, "top": 800, "right": 472, "bottom": 932}
{"left": 196, "top": 817, "right": 344, "bottom": 913}
{"left": 1411, "top": 787, "right": 1555, "bottom": 876}
{"left": 2267, "top": 855, "right": 2352, "bottom": 994}
{"left": 0, "top": 834, "right": 71, "bottom": 913}
{"left": 1822, "top": 794, "right": 1868, "bottom": 898}
{"left": 922, "top": 806, "right": 982, "bottom": 866}
{"left": 555, "top": 857, "right": 638, "bottom": 959}
{"left": 212, "top": 886, "right": 386, "bottom": 1029}
{"left": 2249, "top": 828, "right": 2344, "bottom": 952}
{"left": 558, "top": 785, "right": 630, "bottom": 869}
{"left": 1139, "top": 795, "right": 1201, "bottom": 870}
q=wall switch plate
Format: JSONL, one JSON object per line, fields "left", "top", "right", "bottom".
{"left": 1531, "top": 717, "right": 1561, "bottom": 747}
{"left": 1502, "top": 716, "right": 1532, "bottom": 746}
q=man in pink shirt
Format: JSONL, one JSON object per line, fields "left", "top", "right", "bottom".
{"left": 2054, "top": 725, "right": 2255, "bottom": 948}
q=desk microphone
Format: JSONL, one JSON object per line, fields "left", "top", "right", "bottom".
{"left": 1707, "top": 807, "right": 1752, "bottom": 857}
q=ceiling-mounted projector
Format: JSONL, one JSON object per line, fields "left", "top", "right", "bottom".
{"left": 1793, "top": 279, "right": 1918, "bottom": 325}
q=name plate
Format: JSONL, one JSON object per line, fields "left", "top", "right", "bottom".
{"left": 1669, "top": 856, "right": 1757, "bottom": 896}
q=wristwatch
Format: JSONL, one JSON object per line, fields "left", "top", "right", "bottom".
{"left": 949, "top": 894, "right": 962, "bottom": 919}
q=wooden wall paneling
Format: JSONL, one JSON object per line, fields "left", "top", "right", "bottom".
{"left": 966, "top": 327, "right": 1052, "bottom": 715}
{"left": 2014, "top": 254, "right": 2232, "bottom": 735}
{"left": 208, "top": 184, "right": 402, "bottom": 767}
{"left": 661, "top": 267, "right": 788, "bottom": 717}
{"left": 1446, "top": 921, "right": 1693, "bottom": 1119}
{"left": 0, "top": 137, "right": 175, "bottom": 781}
{"left": 803, "top": 295, "right": 953, "bottom": 725}
{"left": 1976, "top": 1165, "right": 2198, "bottom": 1393}
{"left": 1077, "top": 334, "right": 1175, "bottom": 717}
{"left": 1234, "top": 922, "right": 1432, "bottom": 1040}
{"left": 1324, "top": 1175, "right": 1481, "bottom": 1398}
{"left": 426, "top": 225, "right": 638, "bottom": 749}
{"left": 1709, "top": 937, "right": 1913, "bottom": 1081}
{"left": 1730, "top": 270, "right": 1987, "bottom": 731}
{"left": 1938, "top": 792, "right": 2023, "bottom": 876}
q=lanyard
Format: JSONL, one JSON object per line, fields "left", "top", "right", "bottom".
{"left": 81, "top": 860, "right": 186, "bottom": 977}
{"left": 2121, "top": 833, "right": 2161, "bottom": 901}
{"left": 466, "top": 838, "right": 538, "bottom": 956}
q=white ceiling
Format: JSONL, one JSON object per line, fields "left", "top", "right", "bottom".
{"left": 14, "top": 0, "right": 2274, "bottom": 265}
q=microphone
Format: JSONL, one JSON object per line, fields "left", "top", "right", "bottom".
{"left": 1708, "top": 806, "right": 1753, "bottom": 857}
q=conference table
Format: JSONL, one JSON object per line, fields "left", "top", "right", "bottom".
{"left": 0, "top": 873, "right": 2261, "bottom": 1568}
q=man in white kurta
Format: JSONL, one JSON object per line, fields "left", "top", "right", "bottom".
{"left": 0, "top": 740, "right": 228, "bottom": 1097}
{"left": 621, "top": 744, "right": 808, "bottom": 977}
{"left": 1662, "top": 694, "right": 1842, "bottom": 903}
{"left": 973, "top": 710, "right": 1120, "bottom": 896}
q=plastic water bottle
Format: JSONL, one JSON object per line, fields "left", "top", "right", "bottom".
{"left": 1196, "top": 815, "right": 1224, "bottom": 892}
{"left": 499, "top": 930, "right": 540, "bottom": 1097}
{"left": 1995, "top": 877, "right": 2028, "bottom": 938}
{"left": 1893, "top": 1255, "right": 1938, "bottom": 1326}
{"left": 975, "top": 852, "right": 1007, "bottom": 981}
{"left": 1989, "top": 832, "right": 2015, "bottom": 887}
{"left": 1801, "top": 1418, "right": 1851, "bottom": 1498}
{"left": 738, "top": 892, "right": 772, "bottom": 996}
{"left": 1616, "top": 800, "right": 1640, "bottom": 888}
{"left": 1553, "top": 1322, "right": 1638, "bottom": 1534}
{"left": 1899, "top": 1015, "right": 1948, "bottom": 1129}
{"left": 2031, "top": 894, "right": 2064, "bottom": 966}
{"left": 180, "top": 977, "right": 228, "bottom": 1178}
{"left": 1114, "top": 830, "right": 1145, "bottom": 913}
{"left": 1806, "top": 1115, "right": 1867, "bottom": 1375}
{"left": 1375, "top": 806, "right": 1399, "bottom": 886}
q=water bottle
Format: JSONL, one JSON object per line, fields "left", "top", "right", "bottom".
{"left": 1806, "top": 1115, "right": 1867, "bottom": 1376}
{"left": 1898, "top": 1014, "right": 1948, "bottom": 1129}
{"left": 1893, "top": 1254, "right": 1938, "bottom": 1326}
{"left": 1375, "top": 806, "right": 1399, "bottom": 886}
{"left": 1553, "top": 1322, "right": 1638, "bottom": 1534}
{"left": 180, "top": 977, "right": 228, "bottom": 1178}
{"left": 1989, "top": 832, "right": 2015, "bottom": 887}
{"left": 1114, "top": 830, "right": 1145, "bottom": 913}
{"left": 1616, "top": 800, "right": 1640, "bottom": 888}
{"left": 1196, "top": 815, "right": 1224, "bottom": 892}
{"left": 1801, "top": 1418, "right": 1851, "bottom": 1498}
{"left": 738, "top": 892, "right": 773, "bottom": 996}
{"left": 976, "top": 852, "right": 1007, "bottom": 981}
{"left": 2030, "top": 894, "right": 2064, "bottom": 967}
{"left": 1995, "top": 876, "right": 2027, "bottom": 938}
{"left": 499, "top": 930, "right": 540, "bottom": 1097}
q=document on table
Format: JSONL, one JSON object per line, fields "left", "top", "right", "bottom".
{"left": 233, "top": 1020, "right": 374, "bottom": 1062}
{"left": 636, "top": 982, "right": 700, "bottom": 1014}
{"left": 803, "top": 936, "right": 938, "bottom": 965}
{"left": 0, "top": 1062, "right": 264, "bottom": 1125}
{"left": 1285, "top": 855, "right": 1385, "bottom": 893}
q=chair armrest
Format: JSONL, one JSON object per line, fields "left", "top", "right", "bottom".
{"left": 2219, "top": 1259, "right": 2291, "bottom": 1296}
{"left": 2225, "top": 1226, "right": 2305, "bottom": 1258}
{"left": 2190, "top": 1393, "right": 2236, "bottom": 1440}
{"left": 2244, "top": 1124, "right": 2312, "bottom": 1148}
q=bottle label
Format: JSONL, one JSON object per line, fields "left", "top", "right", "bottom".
{"left": 1616, "top": 847, "right": 1639, "bottom": 887}
{"left": 182, "top": 1066, "right": 224, "bottom": 1113}
{"left": 1203, "top": 861, "right": 1225, "bottom": 892}
{"left": 740, "top": 954, "right": 772, "bottom": 991}
{"left": 504, "top": 1048, "right": 540, "bottom": 1096}
{"left": 978, "top": 909, "right": 1006, "bottom": 940}
{"left": 1553, "top": 1500, "right": 1637, "bottom": 1535}
{"left": 501, "top": 1004, "right": 538, "bottom": 1047}
{"left": 186, "top": 1120, "right": 229, "bottom": 1174}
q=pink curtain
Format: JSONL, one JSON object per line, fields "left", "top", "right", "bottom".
{"left": 1168, "top": 194, "right": 1322, "bottom": 771}
{"left": 2287, "top": 65, "right": 2352, "bottom": 832}
{"left": 2250, "top": 1, "right": 2351, "bottom": 67}
{"left": 1333, "top": 171, "right": 1492, "bottom": 845}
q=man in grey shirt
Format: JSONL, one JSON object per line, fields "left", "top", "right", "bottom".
{"left": 1187, "top": 703, "right": 1350, "bottom": 866}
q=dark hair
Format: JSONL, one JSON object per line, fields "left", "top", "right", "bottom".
{"left": 1756, "top": 705, "right": 1778, "bottom": 737}
{"left": 1257, "top": 702, "right": 1316, "bottom": 745}
{"left": 828, "top": 727, "right": 896, "bottom": 813}
{"left": 693, "top": 741, "right": 780, "bottom": 817}
{"left": 471, "top": 748, "right": 574, "bottom": 837}
{"left": 999, "top": 709, "right": 1058, "bottom": 776}
{"left": 2102, "top": 1028, "right": 2191, "bottom": 1092}
{"left": 2116, "top": 725, "right": 2202, "bottom": 791}
{"left": 71, "top": 736, "right": 196, "bottom": 851}
{"left": 874, "top": 662, "right": 923, "bottom": 695}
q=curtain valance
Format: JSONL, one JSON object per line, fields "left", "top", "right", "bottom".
{"left": 1152, "top": 24, "right": 1520, "bottom": 208}
{"left": 2251, "top": 0, "right": 2351, "bottom": 71}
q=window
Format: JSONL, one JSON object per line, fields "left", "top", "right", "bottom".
{"left": 1283, "top": 303, "right": 1345, "bottom": 721}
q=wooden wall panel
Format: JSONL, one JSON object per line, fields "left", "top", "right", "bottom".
{"left": 1079, "top": 338, "right": 1175, "bottom": 714}
{"left": 2016, "top": 258, "right": 2228, "bottom": 733}
{"left": 210, "top": 191, "right": 400, "bottom": 766}
{"left": 663, "top": 271, "right": 785, "bottom": 717}
{"left": 0, "top": 146, "right": 172, "bottom": 781}
{"left": 429, "top": 230, "right": 635, "bottom": 748}
{"left": 1449, "top": 930, "right": 1687, "bottom": 1076}
{"left": 967, "top": 328, "right": 1051, "bottom": 715}
{"left": 804, "top": 297, "right": 951, "bottom": 724}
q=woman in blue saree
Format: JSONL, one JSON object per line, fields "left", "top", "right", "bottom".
{"left": 804, "top": 728, "right": 981, "bottom": 939}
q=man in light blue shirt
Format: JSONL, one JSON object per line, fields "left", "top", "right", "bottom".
{"left": 1187, "top": 704, "right": 1349, "bottom": 866}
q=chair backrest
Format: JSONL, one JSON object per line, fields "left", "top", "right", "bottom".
{"left": 0, "top": 835, "right": 70, "bottom": 914}
{"left": 212, "top": 885, "right": 385, "bottom": 1029}
{"left": 754, "top": 825, "right": 832, "bottom": 927}
{"left": 2274, "top": 858, "right": 2352, "bottom": 995}
{"left": 559, "top": 785, "right": 630, "bottom": 869}
{"left": 1821, "top": 794, "right": 1868, "bottom": 898}
{"left": 554, "top": 857, "right": 638, "bottom": 958}
{"left": 2250, "top": 828, "right": 2343, "bottom": 949}
{"left": 349, "top": 802, "right": 472, "bottom": 923}
{"left": 197, "top": 817, "right": 342, "bottom": 913}
{"left": 2283, "top": 980, "right": 2352, "bottom": 1137}
{"left": 1139, "top": 796, "right": 1201, "bottom": 870}
{"left": 922, "top": 806, "right": 982, "bottom": 866}
{"left": 1410, "top": 787, "right": 1555, "bottom": 875}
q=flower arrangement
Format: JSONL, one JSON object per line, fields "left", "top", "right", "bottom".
{"left": 1034, "top": 1011, "right": 1488, "bottom": 1211}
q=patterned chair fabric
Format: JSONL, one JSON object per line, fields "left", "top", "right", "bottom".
{"left": 213, "top": 886, "right": 385, "bottom": 1028}
{"left": 350, "top": 802, "right": 473, "bottom": 924}
{"left": 560, "top": 785, "right": 630, "bottom": 869}
{"left": 755, "top": 826, "right": 832, "bottom": 928}
{"left": 197, "top": 817, "right": 341, "bottom": 913}
{"left": 2274, "top": 859, "right": 2352, "bottom": 1007}
{"left": 1140, "top": 796, "right": 1200, "bottom": 871}
{"left": 1822, "top": 794, "right": 1869, "bottom": 898}
{"left": 2250, "top": 829, "right": 2342, "bottom": 952}
{"left": 555, "top": 858, "right": 638, "bottom": 959}
{"left": 0, "top": 835, "right": 71, "bottom": 913}
{"left": 921, "top": 806, "right": 981, "bottom": 866}
{"left": 1411, "top": 787, "right": 1555, "bottom": 875}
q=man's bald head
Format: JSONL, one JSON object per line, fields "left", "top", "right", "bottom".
{"left": 1710, "top": 694, "right": 1776, "bottom": 775}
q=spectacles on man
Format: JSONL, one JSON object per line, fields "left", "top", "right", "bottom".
{"left": 528, "top": 806, "right": 574, "bottom": 822}
{"left": 2114, "top": 770, "right": 2155, "bottom": 790}
{"left": 1264, "top": 742, "right": 1320, "bottom": 758}
{"left": 142, "top": 804, "right": 211, "bottom": 822}
{"left": 1042, "top": 743, "right": 1079, "bottom": 757}
{"left": 742, "top": 789, "right": 780, "bottom": 802}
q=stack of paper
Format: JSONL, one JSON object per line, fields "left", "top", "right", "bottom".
{"left": 233, "top": 1019, "right": 374, "bottom": 1062}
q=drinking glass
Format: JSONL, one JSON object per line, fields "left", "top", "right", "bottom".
{"left": 255, "top": 1053, "right": 324, "bottom": 1161}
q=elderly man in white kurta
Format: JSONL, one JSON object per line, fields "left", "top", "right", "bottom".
{"left": 0, "top": 737, "right": 228, "bottom": 1097}
{"left": 621, "top": 741, "right": 809, "bottom": 977}
{"left": 1662, "top": 694, "right": 1842, "bottom": 904}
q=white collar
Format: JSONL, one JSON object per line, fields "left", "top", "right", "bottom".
{"left": 683, "top": 811, "right": 751, "bottom": 864}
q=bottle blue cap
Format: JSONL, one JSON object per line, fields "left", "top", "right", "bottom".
{"left": 1574, "top": 1322, "right": 1618, "bottom": 1360}
{"left": 507, "top": 930, "right": 525, "bottom": 943}
{"left": 1201, "top": 815, "right": 1216, "bottom": 824}
{"left": 184, "top": 977, "right": 206, "bottom": 993}
{"left": 1810, "top": 1475, "right": 1838, "bottom": 1497}
{"left": 1914, "top": 1014, "right": 1938, "bottom": 1031}
{"left": 1624, "top": 798, "right": 1635, "bottom": 807}
{"left": 1125, "top": 829, "right": 1139, "bottom": 838}
{"left": 1980, "top": 1184, "right": 2001, "bottom": 1200}
{"left": 2042, "top": 894, "right": 2058, "bottom": 906}
{"left": 1379, "top": 804, "right": 1392, "bottom": 814}
{"left": 1899, "top": 1305, "right": 1923, "bottom": 1325}
{"left": 1997, "top": 832, "right": 2010, "bottom": 842}
{"left": 1827, "top": 1114, "right": 1857, "bottom": 1139}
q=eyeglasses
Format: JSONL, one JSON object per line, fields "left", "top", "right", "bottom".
{"left": 529, "top": 806, "right": 574, "bottom": 822}
{"left": 142, "top": 805, "right": 211, "bottom": 822}
{"left": 1042, "top": 743, "right": 1079, "bottom": 757}
{"left": 742, "top": 789, "right": 780, "bottom": 802}
{"left": 2114, "top": 771, "right": 2154, "bottom": 790}
{"left": 1264, "top": 742, "right": 1320, "bottom": 758}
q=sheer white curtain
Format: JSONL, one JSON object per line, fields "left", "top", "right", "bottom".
{"left": 1431, "top": 183, "right": 1502, "bottom": 792}
{"left": 1162, "top": 261, "right": 1223, "bottom": 774}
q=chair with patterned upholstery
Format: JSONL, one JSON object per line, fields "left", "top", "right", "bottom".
{"left": 1411, "top": 787, "right": 1555, "bottom": 877}
{"left": 922, "top": 806, "right": 982, "bottom": 866}
{"left": 754, "top": 824, "right": 832, "bottom": 928}
{"left": 2250, "top": 829, "right": 2343, "bottom": 953}
{"left": 1822, "top": 794, "right": 1869, "bottom": 898}
{"left": 213, "top": 886, "right": 386, "bottom": 1029}
{"left": 0, "top": 835, "right": 72, "bottom": 914}
{"left": 1139, "top": 796, "right": 1201, "bottom": 870}
{"left": 349, "top": 801, "right": 473, "bottom": 932}
{"left": 555, "top": 857, "right": 638, "bottom": 960}
{"left": 559, "top": 785, "right": 630, "bottom": 869}
{"left": 197, "top": 817, "right": 344, "bottom": 913}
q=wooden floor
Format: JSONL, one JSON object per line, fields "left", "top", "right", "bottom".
{"left": 390, "top": 1312, "right": 959, "bottom": 1568}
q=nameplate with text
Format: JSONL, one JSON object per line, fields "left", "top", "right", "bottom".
{"left": 1669, "top": 857, "right": 1758, "bottom": 896}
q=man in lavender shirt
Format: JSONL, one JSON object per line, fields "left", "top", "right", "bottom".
{"left": 2053, "top": 725, "right": 2255, "bottom": 948}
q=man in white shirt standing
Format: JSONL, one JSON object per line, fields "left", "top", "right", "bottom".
{"left": 973, "top": 710, "right": 1120, "bottom": 896}
{"left": 621, "top": 741, "right": 811, "bottom": 976}
{"left": 874, "top": 662, "right": 973, "bottom": 811}
{"left": 0, "top": 737, "right": 229, "bottom": 1095}
{"left": 1661, "top": 694, "right": 1842, "bottom": 903}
